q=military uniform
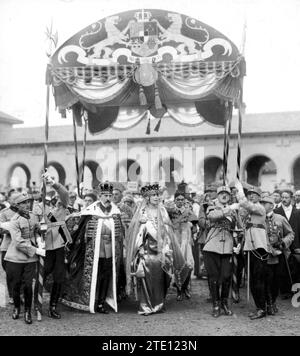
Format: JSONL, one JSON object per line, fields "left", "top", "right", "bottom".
{"left": 203, "top": 186, "right": 238, "bottom": 317}
{"left": 0, "top": 193, "right": 42, "bottom": 324}
{"left": 0, "top": 207, "right": 16, "bottom": 299}
{"left": 33, "top": 182, "right": 71, "bottom": 318}
{"left": 265, "top": 211, "right": 294, "bottom": 314}
{"left": 239, "top": 188, "right": 270, "bottom": 319}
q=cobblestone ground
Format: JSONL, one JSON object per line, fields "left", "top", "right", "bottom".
{"left": 0, "top": 269, "right": 300, "bottom": 336}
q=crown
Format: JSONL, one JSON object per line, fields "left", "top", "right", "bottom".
{"left": 140, "top": 183, "right": 160, "bottom": 197}
{"left": 134, "top": 9, "right": 152, "bottom": 22}
{"left": 98, "top": 181, "right": 114, "bottom": 194}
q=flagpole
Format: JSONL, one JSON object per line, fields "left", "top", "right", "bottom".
{"left": 36, "top": 20, "right": 58, "bottom": 321}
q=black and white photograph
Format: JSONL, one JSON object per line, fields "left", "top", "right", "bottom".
{"left": 0, "top": 0, "right": 300, "bottom": 339}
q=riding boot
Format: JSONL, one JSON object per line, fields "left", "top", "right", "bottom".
{"left": 221, "top": 280, "right": 233, "bottom": 316}
{"left": 12, "top": 307, "right": 20, "bottom": 320}
{"left": 221, "top": 299, "right": 233, "bottom": 316}
{"left": 24, "top": 309, "right": 32, "bottom": 324}
{"left": 176, "top": 287, "right": 183, "bottom": 301}
{"left": 210, "top": 280, "right": 220, "bottom": 318}
{"left": 48, "top": 283, "right": 62, "bottom": 319}
{"left": 249, "top": 308, "right": 266, "bottom": 320}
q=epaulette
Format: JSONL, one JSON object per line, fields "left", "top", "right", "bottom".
{"left": 0, "top": 207, "right": 13, "bottom": 216}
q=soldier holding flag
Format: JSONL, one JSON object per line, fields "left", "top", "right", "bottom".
{"left": 33, "top": 171, "right": 71, "bottom": 319}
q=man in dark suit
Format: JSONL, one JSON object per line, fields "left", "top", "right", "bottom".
{"left": 274, "top": 189, "right": 300, "bottom": 298}
{"left": 272, "top": 189, "right": 282, "bottom": 210}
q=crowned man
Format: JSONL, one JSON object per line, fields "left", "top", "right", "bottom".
{"left": 63, "top": 182, "right": 125, "bottom": 314}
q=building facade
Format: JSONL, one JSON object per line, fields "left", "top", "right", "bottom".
{"left": 0, "top": 110, "right": 300, "bottom": 194}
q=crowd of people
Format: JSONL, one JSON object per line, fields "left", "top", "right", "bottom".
{"left": 1, "top": 173, "right": 300, "bottom": 325}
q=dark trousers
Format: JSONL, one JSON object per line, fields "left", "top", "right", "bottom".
{"left": 1, "top": 251, "right": 12, "bottom": 297}
{"left": 236, "top": 253, "right": 245, "bottom": 288}
{"left": 117, "top": 257, "right": 126, "bottom": 298}
{"left": 277, "top": 253, "right": 292, "bottom": 295}
{"left": 203, "top": 251, "right": 232, "bottom": 283}
{"left": 96, "top": 257, "right": 112, "bottom": 306}
{"left": 249, "top": 249, "right": 268, "bottom": 310}
{"left": 34, "top": 247, "right": 66, "bottom": 307}
{"left": 203, "top": 251, "right": 232, "bottom": 301}
{"left": 265, "top": 262, "right": 280, "bottom": 305}
{"left": 6, "top": 261, "right": 36, "bottom": 310}
{"left": 192, "top": 241, "right": 200, "bottom": 277}
{"left": 44, "top": 247, "right": 65, "bottom": 283}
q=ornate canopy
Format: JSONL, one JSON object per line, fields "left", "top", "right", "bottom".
{"left": 48, "top": 9, "right": 246, "bottom": 134}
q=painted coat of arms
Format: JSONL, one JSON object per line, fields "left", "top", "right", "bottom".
{"left": 55, "top": 9, "right": 234, "bottom": 67}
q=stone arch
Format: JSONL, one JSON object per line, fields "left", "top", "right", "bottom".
{"left": 80, "top": 160, "right": 102, "bottom": 189}
{"left": 243, "top": 154, "right": 277, "bottom": 191}
{"left": 158, "top": 157, "right": 183, "bottom": 195}
{"left": 204, "top": 156, "right": 223, "bottom": 185}
{"left": 116, "top": 159, "right": 141, "bottom": 183}
{"left": 8, "top": 163, "right": 31, "bottom": 188}
{"left": 46, "top": 161, "right": 66, "bottom": 186}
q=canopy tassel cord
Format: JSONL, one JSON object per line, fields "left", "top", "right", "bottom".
{"left": 72, "top": 114, "right": 81, "bottom": 199}
{"left": 154, "top": 117, "right": 162, "bottom": 132}
{"left": 139, "top": 85, "right": 147, "bottom": 105}
{"left": 222, "top": 101, "right": 233, "bottom": 184}
{"left": 146, "top": 114, "right": 151, "bottom": 135}
{"left": 154, "top": 82, "right": 163, "bottom": 109}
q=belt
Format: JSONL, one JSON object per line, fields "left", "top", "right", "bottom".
{"left": 246, "top": 223, "right": 265, "bottom": 230}
{"left": 212, "top": 223, "right": 231, "bottom": 230}
{"left": 47, "top": 221, "right": 66, "bottom": 228}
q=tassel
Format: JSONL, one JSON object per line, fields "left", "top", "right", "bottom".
{"left": 154, "top": 83, "right": 162, "bottom": 109}
{"left": 139, "top": 85, "right": 147, "bottom": 105}
{"left": 146, "top": 117, "right": 151, "bottom": 135}
{"left": 154, "top": 118, "right": 162, "bottom": 132}
{"left": 59, "top": 108, "right": 67, "bottom": 118}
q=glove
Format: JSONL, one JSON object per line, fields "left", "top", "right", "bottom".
{"left": 273, "top": 241, "right": 285, "bottom": 250}
{"left": 223, "top": 207, "right": 232, "bottom": 217}
{"left": 233, "top": 244, "right": 241, "bottom": 254}
{"left": 41, "top": 171, "right": 55, "bottom": 186}
{"left": 229, "top": 203, "right": 239, "bottom": 210}
{"left": 36, "top": 237, "right": 45, "bottom": 249}
{"left": 36, "top": 247, "right": 46, "bottom": 257}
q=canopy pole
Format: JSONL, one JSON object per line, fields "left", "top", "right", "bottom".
{"left": 222, "top": 101, "right": 233, "bottom": 184}
{"left": 72, "top": 115, "right": 81, "bottom": 199}
{"left": 36, "top": 75, "right": 50, "bottom": 322}
{"left": 80, "top": 115, "right": 88, "bottom": 197}
{"left": 37, "top": 21, "right": 58, "bottom": 322}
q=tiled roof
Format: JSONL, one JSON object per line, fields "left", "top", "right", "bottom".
{"left": 0, "top": 111, "right": 23, "bottom": 125}
{"left": 0, "top": 111, "right": 299, "bottom": 146}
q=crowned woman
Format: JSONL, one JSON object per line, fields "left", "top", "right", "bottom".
{"left": 126, "top": 183, "right": 191, "bottom": 315}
